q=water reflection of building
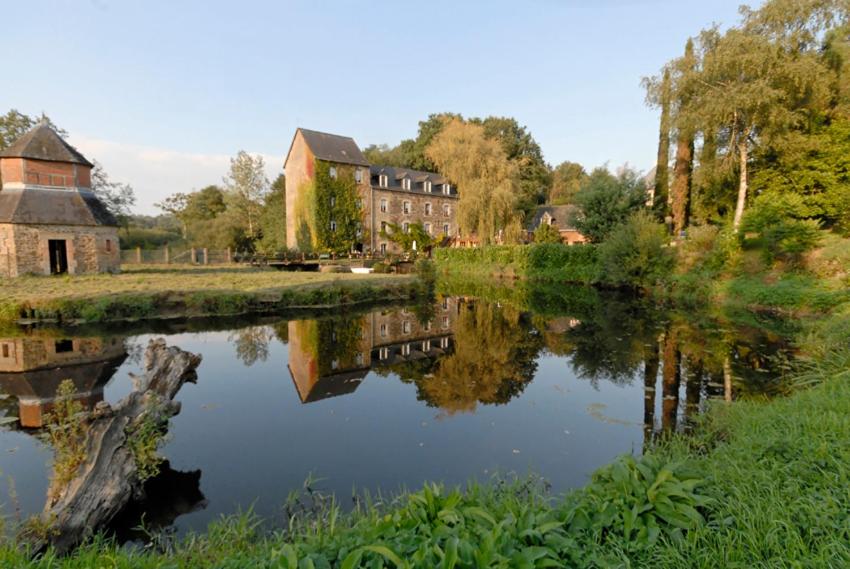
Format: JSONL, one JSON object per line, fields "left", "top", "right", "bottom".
{"left": 0, "top": 335, "right": 126, "bottom": 428}
{"left": 288, "top": 299, "right": 458, "bottom": 403}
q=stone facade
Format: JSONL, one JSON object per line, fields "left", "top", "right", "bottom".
{"left": 0, "top": 123, "right": 120, "bottom": 277}
{"left": 368, "top": 187, "right": 457, "bottom": 255}
{"left": 0, "top": 223, "right": 119, "bottom": 277}
{"left": 285, "top": 128, "right": 458, "bottom": 255}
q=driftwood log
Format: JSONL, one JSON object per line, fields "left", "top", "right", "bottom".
{"left": 22, "top": 339, "right": 202, "bottom": 555}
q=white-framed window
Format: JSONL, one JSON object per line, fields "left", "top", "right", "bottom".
{"left": 424, "top": 223, "right": 431, "bottom": 234}
{"left": 330, "top": 220, "right": 337, "bottom": 232}
{"left": 379, "top": 347, "right": 389, "bottom": 360}
{"left": 380, "top": 243, "right": 387, "bottom": 255}
{"left": 443, "top": 204, "right": 451, "bottom": 216}
{"left": 329, "top": 166, "right": 337, "bottom": 179}
{"left": 402, "top": 222, "right": 409, "bottom": 233}
{"left": 355, "top": 169, "right": 362, "bottom": 183}
{"left": 356, "top": 353, "right": 364, "bottom": 365}
{"left": 379, "top": 174, "right": 388, "bottom": 187}
{"left": 442, "top": 316, "right": 449, "bottom": 329}
{"left": 402, "top": 178, "right": 411, "bottom": 190}
{"left": 401, "top": 343, "right": 411, "bottom": 356}
{"left": 443, "top": 183, "right": 451, "bottom": 195}
{"left": 425, "top": 203, "right": 432, "bottom": 216}
{"left": 380, "top": 323, "right": 387, "bottom": 337}
{"left": 330, "top": 196, "right": 336, "bottom": 207}
{"left": 424, "top": 321, "right": 432, "bottom": 332}
{"left": 443, "top": 223, "right": 450, "bottom": 235}
{"left": 424, "top": 180, "right": 432, "bottom": 193}
{"left": 403, "top": 201, "right": 411, "bottom": 214}
{"left": 381, "top": 221, "right": 388, "bottom": 233}
{"left": 442, "top": 298, "right": 449, "bottom": 310}
{"left": 331, "top": 359, "right": 339, "bottom": 370}
{"left": 403, "top": 321, "right": 411, "bottom": 334}
{"left": 422, "top": 340, "right": 431, "bottom": 352}
{"left": 440, "top": 337, "right": 450, "bottom": 349}
{"left": 380, "top": 198, "right": 388, "bottom": 212}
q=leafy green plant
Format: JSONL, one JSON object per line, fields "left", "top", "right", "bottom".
{"left": 126, "top": 402, "right": 169, "bottom": 483}
{"left": 562, "top": 454, "right": 712, "bottom": 550}
{"left": 43, "top": 380, "right": 86, "bottom": 491}
{"left": 533, "top": 222, "right": 561, "bottom": 243}
{"left": 597, "top": 211, "right": 674, "bottom": 288}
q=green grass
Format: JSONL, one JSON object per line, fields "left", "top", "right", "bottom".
{"left": 0, "top": 265, "right": 419, "bottom": 324}
{"left": 2, "top": 354, "right": 847, "bottom": 567}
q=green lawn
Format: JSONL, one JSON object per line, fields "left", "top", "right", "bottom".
{"left": 0, "top": 265, "right": 418, "bottom": 324}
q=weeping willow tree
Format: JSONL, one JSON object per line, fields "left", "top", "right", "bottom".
{"left": 417, "top": 302, "right": 541, "bottom": 415}
{"left": 426, "top": 119, "right": 524, "bottom": 244}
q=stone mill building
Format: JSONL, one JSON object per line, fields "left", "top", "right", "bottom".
{"left": 284, "top": 128, "right": 459, "bottom": 255}
{"left": 0, "top": 122, "right": 120, "bottom": 277}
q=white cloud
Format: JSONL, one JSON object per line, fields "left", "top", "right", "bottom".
{"left": 69, "top": 135, "right": 283, "bottom": 215}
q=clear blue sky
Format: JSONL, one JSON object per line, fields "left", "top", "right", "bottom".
{"left": 2, "top": 0, "right": 748, "bottom": 213}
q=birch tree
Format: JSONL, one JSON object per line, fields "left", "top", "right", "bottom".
{"left": 223, "top": 151, "right": 269, "bottom": 239}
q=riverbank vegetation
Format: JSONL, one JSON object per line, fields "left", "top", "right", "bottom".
{"left": 0, "top": 266, "right": 418, "bottom": 325}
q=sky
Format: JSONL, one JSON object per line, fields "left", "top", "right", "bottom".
{"left": 3, "top": 0, "right": 749, "bottom": 214}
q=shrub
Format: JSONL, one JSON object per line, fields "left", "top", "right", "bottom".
{"left": 598, "top": 211, "right": 673, "bottom": 287}
{"left": 533, "top": 222, "right": 561, "bottom": 243}
{"left": 741, "top": 197, "right": 823, "bottom": 265}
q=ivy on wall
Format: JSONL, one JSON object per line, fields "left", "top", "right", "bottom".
{"left": 314, "top": 160, "right": 361, "bottom": 254}
{"left": 294, "top": 178, "right": 318, "bottom": 252}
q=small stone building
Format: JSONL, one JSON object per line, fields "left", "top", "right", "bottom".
{"left": 284, "top": 128, "right": 459, "bottom": 255}
{"left": 528, "top": 205, "right": 587, "bottom": 245}
{"left": 0, "top": 122, "right": 120, "bottom": 277}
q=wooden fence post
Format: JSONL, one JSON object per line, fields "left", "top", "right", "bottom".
{"left": 164, "top": 245, "right": 170, "bottom": 264}
{"left": 136, "top": 247, "right": 142, "bottom": 264}
{"left": 203, "top": 248, "right": 208, "bottom": 265}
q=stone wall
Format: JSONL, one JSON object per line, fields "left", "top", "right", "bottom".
{"left": 0, "top": 223, "right": 120, "bottom": 277}
{"left": 369, "top": 188, "right": 458, "bottom": 255}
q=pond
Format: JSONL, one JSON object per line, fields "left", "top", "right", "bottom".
{"left": 0, "top": 286, "right": 796, "bottom": 542}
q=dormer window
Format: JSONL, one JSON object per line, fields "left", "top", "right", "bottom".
{"left": 424, "top": 181, "right": 432, "bottom": 193}
{"left": 354, "top": 169, "right": 362, "bottom": 183}
{"left": 443, "top": 183, "right": 451, "bottom": 195}
{"left": 329, "top": 166, "right": 337, "bottom": 179}
{"left": 402, "top": 178, "right": 411, "bottom": 190}
{"left": 379, "top": 174, "right": 388, "bottom": 188}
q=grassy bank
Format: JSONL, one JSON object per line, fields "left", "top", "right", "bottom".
{"left": 0, "top": 265, "right": 420, "bottom": 325}
{"left": 2, "top": 352, "right": 847, "bottom": 567}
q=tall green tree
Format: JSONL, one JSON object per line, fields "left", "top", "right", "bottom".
{"left": 223, "top": 151, "right": 269, "bottom": 240}
{"left": 570, "top": 167, "right": 647, "bottom": 243}
{"left": 670, "top": 39, "right": 697, "bottom": 233}
{"left": 549, "top": 161, "right": 588, "bottom": 205}
{"left": 644, "top": 69, "right": 672, "bottom": 214}
{"left": 257, "top": 173, "right": 287, "bottom": 253}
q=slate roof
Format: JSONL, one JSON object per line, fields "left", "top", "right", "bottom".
{"left": 286, "top": 128, "right": 370, "bottom": 167}
{"left": 369, "top": 165, "right": 456, "bottom": 197}
{"left": 528, "top": 205, "right": 580, "bottom": 231}
{"left": 0, "top": 122, "right": 93, "bottom": 167}
{"left": 0, "top": 187, "right": 118, "bottom": 226}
